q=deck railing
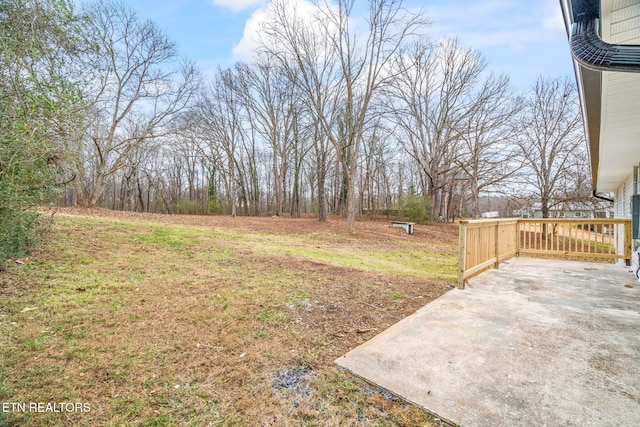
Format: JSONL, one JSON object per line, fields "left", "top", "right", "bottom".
{"left": 458, "top": 218, "right": 632, "bottom": 288}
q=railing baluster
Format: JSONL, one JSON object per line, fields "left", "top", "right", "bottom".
{"left": 609, "top": 223, "right": 613, "bottom": 255}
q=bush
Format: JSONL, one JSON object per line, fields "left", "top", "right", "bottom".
{"left": 1, "top": 0, "right": 85, "bottom": 269}
{"left": 0, "top": 210, "right": 49, "bottom": 269}
{"left": 400, "top": 193, "right": 432, "bottom": 224}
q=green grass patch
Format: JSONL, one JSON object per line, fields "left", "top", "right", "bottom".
{"left": 258, "top": 309, "right": 288, "bottom": 326}
{"left": 273, "top": 245, "right": 457, "bottom": 280}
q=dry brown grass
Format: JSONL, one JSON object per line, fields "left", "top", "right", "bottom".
{"left": 0, "top": 209, "right": 458, "bottom": 426}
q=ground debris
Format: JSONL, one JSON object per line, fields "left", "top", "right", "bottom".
{"left": 272, "top": 367, "right": 312, "bottom": 398}
{"left": 364, "top": 387, "right": 397, "bottom": 402}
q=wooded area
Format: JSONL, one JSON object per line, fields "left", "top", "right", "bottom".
{"left": 1, "top": 0, "right": 595, "bottom": 260}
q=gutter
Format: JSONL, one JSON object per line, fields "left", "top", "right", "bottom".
{"left": 569, "top": 0, "right": 640, "bottom": 73}
{"left": 592, "top": 190, "right": 613, "bottom": 203}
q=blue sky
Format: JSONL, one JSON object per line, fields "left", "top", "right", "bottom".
{"left": 124, "top": 0, "right": 574, "bottom": 92}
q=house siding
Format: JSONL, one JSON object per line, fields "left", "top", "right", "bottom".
{"left": 608, "top": 0, "right": 640, "bottom": 45}
{"left": 614, "top": 171, "right": 635, "bottom": 268}
{"left": 614, "top": 172, "right": 633, "bottom": 218}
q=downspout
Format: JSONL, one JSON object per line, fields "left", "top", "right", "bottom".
{"left": 592, "top": 190, "right": 613, "bottom": 203}
{"left": 569, "top": 0, "right": 640, "bottom": 73}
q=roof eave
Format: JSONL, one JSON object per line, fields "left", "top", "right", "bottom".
{"left": 560, "top": 0, "right": 640, "bottom": 193}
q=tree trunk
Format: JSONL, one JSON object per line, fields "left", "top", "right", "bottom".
{"left": 346, "top": 173, "right": 356, "bottom": 233}
{"left": 74, "top": 178, "right": 89, "bottom": 207}
{"left": 88, "top": 172, "right": 106, "bottom": 208}
{"left": 317, "top": 166, "right": 327, "bottom": 222}
{"left": 472, "top": 177, "right": 480, "bottom": 219}
{"left": 346, "top": 152, "right": 358, "bottom": 233}
{"left": 314, "top": 130, "right": 328, "bottom": 222}
{"left": 541, "top": 196, "right": 550, "bottom": 238}
{"left": 273, "top": 153, "right": 282, "bottom": 216}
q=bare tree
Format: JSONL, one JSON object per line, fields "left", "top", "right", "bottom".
{"left": 75, "top": 0, "right": 199, "bottom": 207}
{"left": 261, "top": 0, "right": 426, "bottom": 232}
{"left": 359, "top": 119, "right": 397, "bottom": 215}
{"left": 515, "top": 76, "right": 585, "bottom": 218}
{"left": 455, "top": 73, "right": 522, "bottom": 218}
{"left": 387, "top": 38, "right": 485, "bottom": 220}
{"left": 237, "top": 60, "right": 299, "bottom": 216}
{"left": 309, "top": 117, "right": 333, "bottom": 221}
{"left": 192, "top": 68, "right": 246, "bottom": 217}
{"left": 288, "top": 108, "right": 314, "bottom": 217}
{"left": 257, "top": 0, "right": 341, "bottom": 222}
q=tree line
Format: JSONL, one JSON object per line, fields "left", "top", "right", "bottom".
{"left": 1, "top": 0, "right": 592, "bottom": 262}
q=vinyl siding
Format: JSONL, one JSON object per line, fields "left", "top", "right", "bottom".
{"left": 614, "top": 171, "right": 634, "bottom": 265}
{"left": 614, "top": 172, "right": 633, "bottom": 218}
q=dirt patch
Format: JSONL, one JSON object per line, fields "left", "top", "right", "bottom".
{"left": 282, "top": 265, "right": 452, "bottom": 365}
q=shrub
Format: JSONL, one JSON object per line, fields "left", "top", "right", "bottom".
{"left": 0, "top": 210, "right": 49, "bottom": 269}
{"left": 400, "top": 192, "right": 432, "bottom": 224}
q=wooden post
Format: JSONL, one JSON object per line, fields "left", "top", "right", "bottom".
{"left": 458, "top": 222, "right": 467, "bottom": 289}
{"left": 624, "top": 219, "right": 632, "bottom": 265}
{"left": 494, "top": 222, "right": 500, "bottom": 269}
{"left": 515, "top": 220, "right": 520, "bottom": 257}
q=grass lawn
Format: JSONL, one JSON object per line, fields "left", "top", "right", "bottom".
{"left": 0, "top": 210, "right": 458, "bottom": 426}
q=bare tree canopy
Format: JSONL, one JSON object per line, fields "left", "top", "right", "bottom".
{"left": 455, "top": 73, "right": 522, "bottom": 218}
{"left": 259, "top": 0, "right": 428, "bottom": 232}
{"left": 515, "top": 76, "right": 586, "bottom": 218}
{"left": 387, "top": 38, "right": 488, "bottom": 219}
{"left": 74, "top": 0, "right": 200, "bottom": 207}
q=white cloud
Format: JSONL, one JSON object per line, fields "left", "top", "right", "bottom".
{"left": 212, "top": 0, "right": 266, "bottom": 14}
{"left": 232, "top": 0, "right": 325, "bottom": 62}
{"left": 232, "top": 6, "right": 268, "bottom": 61}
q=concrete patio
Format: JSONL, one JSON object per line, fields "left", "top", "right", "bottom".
{"left": 336, "top": 257, "right": 640, "bottom": 426}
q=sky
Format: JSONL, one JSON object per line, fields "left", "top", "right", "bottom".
{"left": 123, "top": 0, "right": 575, "bottom": 92}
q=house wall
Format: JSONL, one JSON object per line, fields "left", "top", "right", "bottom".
{"left": 614, "top": 171, "right": 635, "bottom": 270}
{"left": 614, "top": 172, "right": 633, "bottom": 218}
